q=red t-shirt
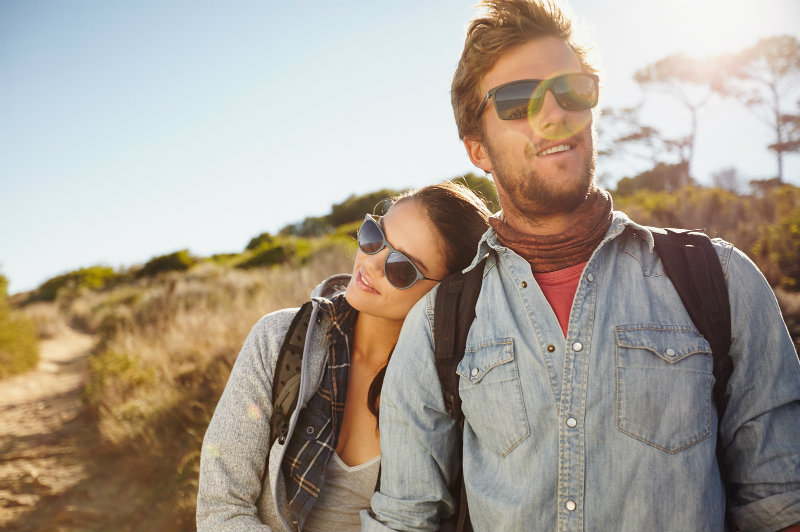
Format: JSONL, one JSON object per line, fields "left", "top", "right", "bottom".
{"left": 533, "top": 261, "right": 587, "bottom": 338}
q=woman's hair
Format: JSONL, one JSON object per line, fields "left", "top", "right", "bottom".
{"left": 368, "top": 180, "right": 491, "bottom": 419}
{"left": 451, "top": 0, "right": 597, "bottom": 141}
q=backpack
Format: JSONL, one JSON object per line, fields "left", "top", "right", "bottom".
{"left": 434, "top": 227, "right": 733, "bottom": 532}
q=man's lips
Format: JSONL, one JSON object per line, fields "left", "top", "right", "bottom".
{"left": 537, "top": 143, "right": 572, "bottom": 156}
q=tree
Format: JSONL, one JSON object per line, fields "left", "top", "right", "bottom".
{"left": 711, "top": 167, "right": 744, "bottom": 194}
{"left": 769, "top": 99, "right": 800, "bottom": 155}
{"left": 597, "top": 105, "right": 694, "bottom": 189}
{"left": 614, "top": 162, "right": 689, "bottom": 196}
{"left": 716, "top": 35, "right": 800, "bottom": 183}
{"left": 634, "top": 53, "right": 716, "bottom": 183}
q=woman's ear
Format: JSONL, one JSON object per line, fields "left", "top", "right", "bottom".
{"left": 463, "top": 137, "right": 492, "bottom": 174}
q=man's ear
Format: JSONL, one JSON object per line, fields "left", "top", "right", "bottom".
{"left": 463, "top": 136, "right": 492, "bottom": 174}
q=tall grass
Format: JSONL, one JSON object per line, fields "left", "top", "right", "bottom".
{"left": 64, "top": 244, "right": 354, "bottom": 527}
{"left": 0, "top": 275, "right": 40, "bottom": 378}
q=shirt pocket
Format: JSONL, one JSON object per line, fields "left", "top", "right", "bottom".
{"left": 456, "top": 338, "right": 530, "bottom": 457}
{"left": 615, "top": 325, "right": 714, "bottom": 453}
{"left": 283, "top": 402, "right": 332, "bottom": 480}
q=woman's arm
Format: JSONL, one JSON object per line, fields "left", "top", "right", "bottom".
{"left": 196, "top": 310, "right": 295, "bottom": 532}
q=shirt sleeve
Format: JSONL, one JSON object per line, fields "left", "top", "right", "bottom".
{"left": 362, "top": 293, "right": 461, "bottom": 532}
{"left": 720, "top": 247, "right": 800, "bottom": 532}
{"left": 196, "top": 311, "right": 294, "bottom": 532}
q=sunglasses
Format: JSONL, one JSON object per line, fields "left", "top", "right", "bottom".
{"left": 357, "top": 214, "right": 442, "bottom": 290}
{"left": 476, "top": 72, "right": 599, "bottom": 120}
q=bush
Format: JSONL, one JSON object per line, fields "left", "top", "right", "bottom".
{"left": 236, "top": 242, "right": 294, "bottom": 269}
{"left": 32, "top": 265, "right": 118, "bottom": 302}
{"left": 83, "top": 349, "right": 156, "bottom": 414}
{"left": 0, "top": 274, "right": 39, "bottom": 378}
{"left": 137, "top": 250, "right": 195, "bottom": 279}
{"left": 327, "top": 188, "right": 401, "bottom": 227}
{"left": 245, "top": 232, "right": 275, "bottom": 251}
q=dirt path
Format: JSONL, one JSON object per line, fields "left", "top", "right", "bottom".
{"left": 0, "top": 329, "right": 99, "bottom": 530}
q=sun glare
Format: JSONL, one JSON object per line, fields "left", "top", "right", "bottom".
{"left": 662, "top": 0, "right": 774, "bottom": 56}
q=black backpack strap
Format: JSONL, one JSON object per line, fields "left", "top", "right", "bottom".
{"left": 434, "top": 255, "right": 487, "bottom": 532}
{"left": 434, "top": 255, "right": 487, "bottom": 417}
{"left": 651, "top": 228, "right": 733, "bottom": 419}
{"left": 269, "top": 301, "right": 314, "bottom": 448}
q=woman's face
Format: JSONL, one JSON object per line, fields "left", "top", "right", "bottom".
{"left": 345, "top": 199, "right": 450, "bottom": 323}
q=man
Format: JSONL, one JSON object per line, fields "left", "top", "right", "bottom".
{"left": 362, "top": 1, "right": 800, "bottom": 531}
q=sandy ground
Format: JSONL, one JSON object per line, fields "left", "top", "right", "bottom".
{"left": 0, "top": 328, "right": 97, "bottom": 529}
{"left": 0, "top": 327, "right": 192, "bottom": 532}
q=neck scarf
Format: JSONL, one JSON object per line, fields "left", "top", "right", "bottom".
{"left": 489, "top": 188, "right": 613, "bottom": 273}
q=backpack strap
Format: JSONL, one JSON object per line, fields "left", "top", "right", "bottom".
{"left": 651, "top": 228, "right": 733, "bottom": 419}
{"left": 269, "top": 301, "right": 314, "bottom": 448}
{"left": 433, "top": 255, "right": 487, "bottom": 532}
{"left": 434, "top": 256, "right": 487, "bottom": 418}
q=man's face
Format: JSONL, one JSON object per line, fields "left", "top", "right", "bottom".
{"left": 465, "top": 37, "right": 596, "bottom": 221}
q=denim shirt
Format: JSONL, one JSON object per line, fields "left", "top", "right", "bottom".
{"left": 362, "top": 212, "right": 800, "bottom": 532}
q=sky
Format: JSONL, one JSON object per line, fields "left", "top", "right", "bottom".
{"left": 2, "top": 0, "right": 799, "bottom": 295}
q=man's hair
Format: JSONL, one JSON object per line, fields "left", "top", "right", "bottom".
{"left": 451, "top": 0, "right": 596, "bottom": 140}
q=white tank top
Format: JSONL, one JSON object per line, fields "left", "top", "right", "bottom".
{"left": 302, "top": 452, "right": 381, "bottom": 532}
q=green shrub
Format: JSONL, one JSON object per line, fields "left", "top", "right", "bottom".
{"left": 236, "top": 241, "right": 295, "bottom": 269}
{"left": 245, "top": 232, "right": 275, "bottom": 251}
{"left": 0, "top": 274, "right": 39, "bottom": 378}
{"left": 33, "top": 265, "right": 118, "bottom": 302}
{"left": 137, "top": 250, "right": 195, "bottom": 279}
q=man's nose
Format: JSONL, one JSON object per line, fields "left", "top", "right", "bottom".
{"left": 533, "top": 88, "right": 568, "bottom": 132}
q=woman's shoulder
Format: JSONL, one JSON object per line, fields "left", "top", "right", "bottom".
{"left": 249, "top": 307, "right": 303, "bottom": 346}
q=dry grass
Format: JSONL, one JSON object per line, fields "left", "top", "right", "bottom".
{"left": 775, "top": 288, "right": 800, "bottom": 353}
{"left": 17, "top": 301, "right": 69, "bottom": 339}
{"left": 62, "top": 244, "right": 354, "bottom": 526}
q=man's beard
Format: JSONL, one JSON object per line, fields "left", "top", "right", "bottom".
{"left": 486, "top": 137, "right": 596, "bottom": 218}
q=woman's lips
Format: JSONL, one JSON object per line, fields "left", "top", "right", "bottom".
{"left": 356, "top": 268, "right": 380, "bottom": 294}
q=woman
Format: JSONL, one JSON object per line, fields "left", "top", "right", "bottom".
{"left": 196, "top": 181, "right": 490, "bottom": 531}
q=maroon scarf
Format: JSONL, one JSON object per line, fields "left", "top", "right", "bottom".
{"left": 490, "top": 188, "right": 613, "bottom": 273}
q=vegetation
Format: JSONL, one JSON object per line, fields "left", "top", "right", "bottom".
{"left": 137, "top": 249, "right": 196, "bottom": 278}
{"left": 0, "top": 274, "right": 39, "bottom": 378}
{"left": 30, "top": 265, "right": 118, "bottom": 302}
{"left": 69, "top": 246, "right": 355, "bottom": 528}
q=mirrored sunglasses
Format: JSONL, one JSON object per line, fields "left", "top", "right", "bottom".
{"left": 357, "top": 214, "right": 442, "bottom": 290}
{"left": 477, "top": 72, "right": 599, "bottom": 120}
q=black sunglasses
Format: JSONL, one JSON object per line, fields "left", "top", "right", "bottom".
{"left": 357, "top": 214, "right": 442, "bottom": 290}
{"left": 476, "top": 72, "right": 599, "bottom": 120}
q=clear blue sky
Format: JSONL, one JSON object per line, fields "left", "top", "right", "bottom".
{"left": 2, "top": 0, "right": 799, "bottom": 294}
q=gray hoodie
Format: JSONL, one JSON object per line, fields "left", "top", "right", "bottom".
{"left": 197, "top": 274, "right": 351, "bottom": 531}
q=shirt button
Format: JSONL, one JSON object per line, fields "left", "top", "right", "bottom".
{"left": 666, "top": 348, "right": 676, "bottom": 357}
{"left": 572, "top": 342, "right": 583, "bottom": 352}
{"left": 566, "top": 417, "right": 577, "bottom": 428}
{"left": 547, "top": 345, "right": 555, "bottom": 352}
{"left": 565, "top": 500, "right": 577, "bottom": 511}
{"left": 586, "top": 273, "right": 594, "bottom": 282}
{"left": 521, "top": 281, "right": 528, "bottom": 288}
{"left": 471, "top": 368, "right": 479, "bottom": 377}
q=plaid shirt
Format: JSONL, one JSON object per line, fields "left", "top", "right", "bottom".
{"left": 281, "top": 294, "right": 357, "bottom": 526}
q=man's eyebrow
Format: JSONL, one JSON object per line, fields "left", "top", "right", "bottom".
{"left": 379, "top": 217, "right": 431, "bottom": 274}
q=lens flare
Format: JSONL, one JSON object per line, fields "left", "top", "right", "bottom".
{"left": 247, "top": 403, "right": 263, "bottom": 420}
{"left": 205, "top": 443, "right": 220, "bottom": 458}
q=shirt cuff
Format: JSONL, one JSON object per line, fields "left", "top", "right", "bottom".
{"left": 728, "top": 489, "right": 800, "bottom": 532}
{"left": 360, "top": 509, "right": 399, "bottom": 532}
